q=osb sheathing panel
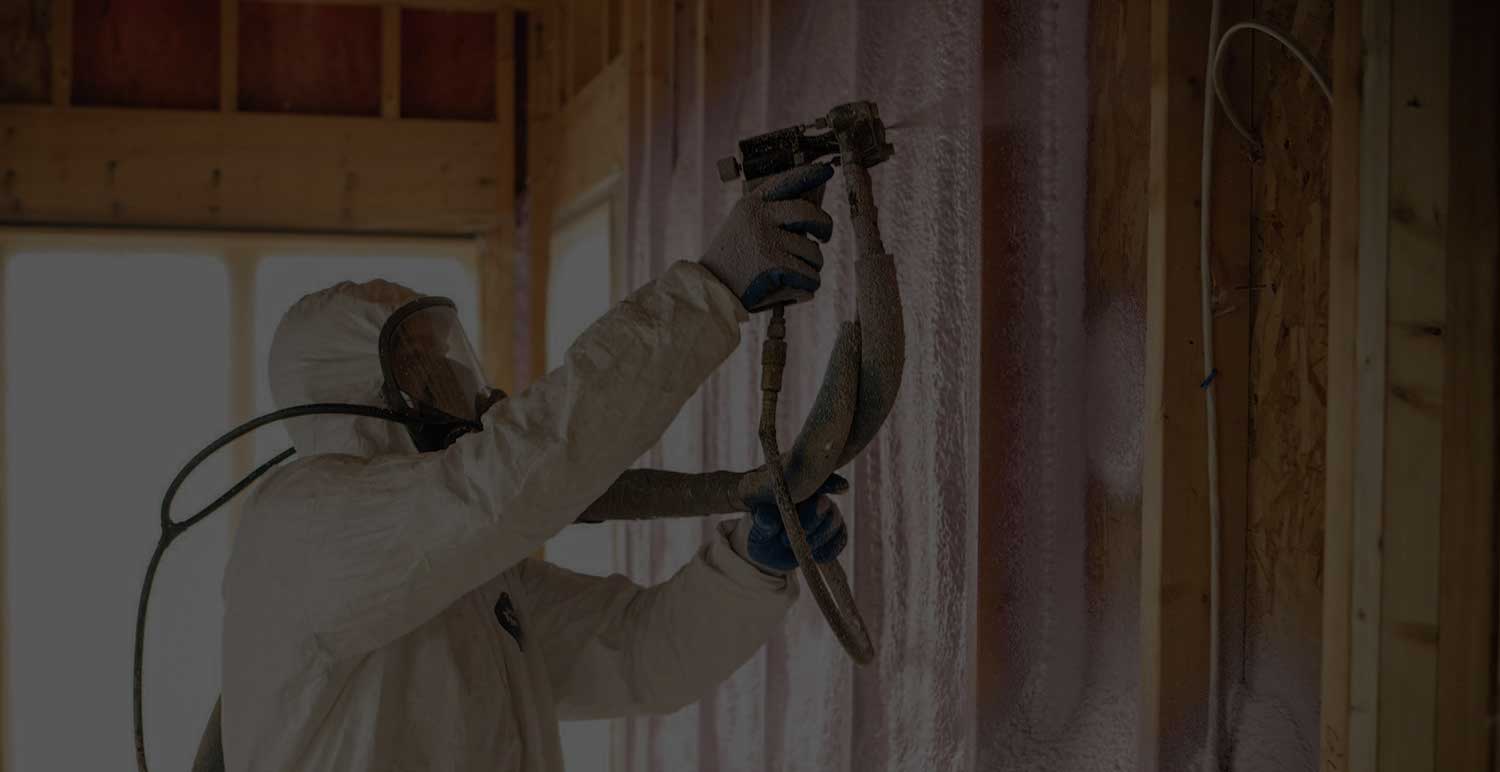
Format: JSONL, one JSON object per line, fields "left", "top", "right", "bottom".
{"left": 1239, "top": 0, "right": 1332, "bottom": 768}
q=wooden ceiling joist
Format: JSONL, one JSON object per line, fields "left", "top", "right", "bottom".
{"left": 0, "top": 106, "right": 502, "bottom": 235}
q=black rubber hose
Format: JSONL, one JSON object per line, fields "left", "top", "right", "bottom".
{"left": 134, "top": 404, "right": 424, "bottom": 772}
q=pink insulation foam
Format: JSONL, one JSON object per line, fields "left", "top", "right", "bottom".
{"left": 542, "top": 0, "right": 1118, "bottom": 769}
{"left": 977, "top": 0, "right": 1097, "bottom": 766}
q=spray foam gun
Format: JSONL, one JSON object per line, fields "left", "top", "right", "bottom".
{"left": 578, "top": 101, "right": 902, "bottom": 665}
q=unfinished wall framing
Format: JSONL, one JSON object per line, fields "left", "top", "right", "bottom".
{"left": 0, "top": 0, "right": 523, "bottom": 237}
{"left": 1319, "top": 1, "right": 1500, "bottom": 771}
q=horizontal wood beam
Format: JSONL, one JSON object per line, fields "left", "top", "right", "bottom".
{"left": 0, "top": 106, "right": 501, "bottom": 235}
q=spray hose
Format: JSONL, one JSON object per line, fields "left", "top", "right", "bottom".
{"left": 759, "top": 306, "right": 875, "bottom": 664}
{"left": 134, "top": 403, "right": 429, "bottom": 772}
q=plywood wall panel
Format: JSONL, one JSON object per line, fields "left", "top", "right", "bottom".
{"left": 72, "top": 0, "right": 218, "bottom": 109}
{"left": 400, "top": 9, "right": 497, "bottom": 121}
{"left": 238, "top": 2, "right": 380, "bottom": 116}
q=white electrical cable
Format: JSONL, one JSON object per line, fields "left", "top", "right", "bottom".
{"left": 1199, "top": 4, "right": 1227, "bottom": 770}
{"left": 1213, "top": 22, "right": 1336, "bottom": 155}
{"left": 1198, "top": 13, "right": 1333, "bottom": 772}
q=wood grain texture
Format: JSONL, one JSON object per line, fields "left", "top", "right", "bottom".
{"left": 72, "top": 0, "right": 218, "bottom": 109}
{"left": 1207, "top": 0, "right": 1254, "bottom": 767}
{"left": 0, "top": 1, "right": 51, "bottom": 103}
{"left": 0, "top": 106, "right": 501, "bottom": 233}
{"left": 1239, "top": 0, "right": 1333, "bottom": 767}
{"left": 1143, "top": 0, "right": 1215, "bottom": 765}
{"left": 552, "top": 56, "right": 623, "bottom": 209}
{"left": 1350, "top": 0, "right": 1392, "bottom": 767}
{"left": 1434, "top": 1, "right": 1498, "bottom": 768}
{"left": 524, "top": 7, "right": 560, "bottom": 386}
{"left": 400, "top": 9, "right": 499, "bottom": 120}
{"left": 567, "top": 0, "right": 604, "bottom": 97}
{"left": 1378, "top": 0, "right": 1450, "bottom": 769}
{"left": 238, "top": 2, "right": 381, "bottom": 115}
{"left": 1319, "top": 0, "right": 1364, "bottom": 768}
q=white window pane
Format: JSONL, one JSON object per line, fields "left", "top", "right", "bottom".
{"left": 252, "top": 254, "right": 478, "bottom": 463}
{"left": 5, "top": 252, "right": 230, "bottom": 772}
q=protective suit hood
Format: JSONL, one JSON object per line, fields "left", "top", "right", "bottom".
{"left": 268, "top": 279, "right": 421, "bottom": 458}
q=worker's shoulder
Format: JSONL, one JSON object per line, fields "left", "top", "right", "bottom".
{"left": 247, "top": 452, "right": 377, "bottom": 501}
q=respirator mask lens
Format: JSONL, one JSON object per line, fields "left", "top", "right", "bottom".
{"left": 379, "top": 298, "right": 502, "bottom": 437}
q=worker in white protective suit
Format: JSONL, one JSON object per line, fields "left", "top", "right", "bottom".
{"left": 221, "top": 162, "right": 850, "bottom": 772}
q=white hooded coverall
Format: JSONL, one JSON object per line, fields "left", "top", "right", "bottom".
{"left": 222, "top": 261, "right": 799, "bottom": 772}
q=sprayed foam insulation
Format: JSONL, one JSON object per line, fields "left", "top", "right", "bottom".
{"left": 524, "top": 0, "right": 1335, "bottom": 768}
{"left": 595, "top": 0, "right": 982, "bottom": 769}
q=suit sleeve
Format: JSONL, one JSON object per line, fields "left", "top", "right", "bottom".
{"left": 515, "top": 519, "right": 798, "bottom": 718}
{"left": 258, "top": 262, "right": 750, "bottom": 661}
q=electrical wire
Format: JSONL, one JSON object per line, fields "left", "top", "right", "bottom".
{"left": 1212, "top": 22, "right": 1336, "bottom": 156}
{"left": 1198, "top": 13, "right": 1333, "bottom": 772}
{"left": 1200, "top": 5, "right": 1227, "bottom": 768}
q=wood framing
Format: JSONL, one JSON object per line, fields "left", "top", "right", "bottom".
{"left": 1320, "top": 0, "right": 1371, "bottom": 768}
{"left": 480, "top": 9, "right": 519, "bottom": 392}
{"left": 566, "top": 0, "right": 606, "bottom": 97}
{"left": 0, "top": 107, "right": 502, "bottom": 234}
{"left": 1434, "top": 1, "right": 1499, "bottom": 768}
{"left": 1322, "top": 1, "right": 1499, "bottom": 770}
{"left": 1141, "top": 0, "right": 1241, "bottom": 764}
{"left": 525, "top": 6, "right": 563, "bottom": 382}
{"left": 1378, "top": 0, "right": 1450, "bottom": 767}
{"left": 553, "top": 57, "right": 625, "bottom": 212}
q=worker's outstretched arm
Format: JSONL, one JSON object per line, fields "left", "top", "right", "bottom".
{"left": 517, "top": 483, "right": 849, "bottom": 718}
{"left": 253, "top": 163, "right": 836, "bottom": 663}
{"left": 255, "top": 261, "right": 742, "bottom": 660}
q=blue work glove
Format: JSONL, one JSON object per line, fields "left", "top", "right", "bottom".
{"left": 740, "top": 474, "right": 850, "bottom": 574}
{"left": 698, "top": 163, "right": 836, "bottom": 313}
